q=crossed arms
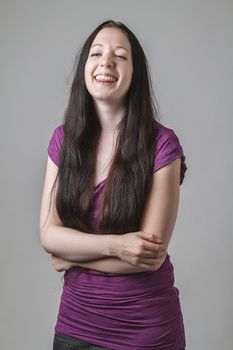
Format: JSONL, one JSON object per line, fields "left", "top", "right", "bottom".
{"left": 39, "top": 156, "right": 181, "bottom": 274}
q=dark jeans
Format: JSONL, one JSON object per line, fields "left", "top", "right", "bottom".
{"left": 53, "top": 332, "right": 185, "bottom": 350}
{"left": 53, "top": 333, "right": 111, "bottom": 349}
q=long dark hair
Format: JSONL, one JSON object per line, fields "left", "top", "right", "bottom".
{"left": 49, "top": 19, "right": 161, "bottom": 235}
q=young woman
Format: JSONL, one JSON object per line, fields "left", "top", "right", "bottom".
{"left": 40, "top": 20, "right": 187, "bottom": 350}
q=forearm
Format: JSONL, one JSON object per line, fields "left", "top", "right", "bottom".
{"left": 71, "top": 256, "right": 148, "bottom": 274}
{"left": 41, "top": 225, "right": 118, "bottom": 262}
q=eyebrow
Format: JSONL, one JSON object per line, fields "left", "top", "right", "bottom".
{"left": 90, "top": 44, "right": 129, "bottom": 52}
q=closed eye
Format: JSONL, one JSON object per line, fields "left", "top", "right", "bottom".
{"left": 90, "top": 53, "right": 127, "bottom": 60}
{"left": 115, "top": 55, "right": 127, "bottom": 59}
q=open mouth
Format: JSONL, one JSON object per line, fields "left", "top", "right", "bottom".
{"left": 94, "top": 74, "right": 118, "bottom": 84}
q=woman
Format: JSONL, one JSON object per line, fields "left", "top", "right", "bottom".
{"left": 40, "top": 20, "right": 187, "bottom": 350}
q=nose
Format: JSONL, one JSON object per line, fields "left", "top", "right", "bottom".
{"left": 100, "top": 53, "right": 115, "bottom": 68}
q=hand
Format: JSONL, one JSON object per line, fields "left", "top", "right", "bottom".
{"left": 116, "top": 231, "right": 167, "bottom": 271}
{"left": 51, "top": 254, "right": 75, "bottom": 272}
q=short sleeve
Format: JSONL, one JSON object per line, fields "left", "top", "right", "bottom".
{"left": 47, "top": 124, "right": 64, "bottom": 166}
{"left": 153, "top": 129, "right": 187, "bottom": 185}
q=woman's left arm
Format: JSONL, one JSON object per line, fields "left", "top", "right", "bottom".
{"left": 51, "top": 158, "right": 181, "bottom": 273}
{"left": 139, "top": 157, "right": 181, "bottom": 251}
{"left": 51, "top": 254, "right": 165, "bottom": 274}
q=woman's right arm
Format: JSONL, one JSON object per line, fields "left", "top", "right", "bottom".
{"left": 51, "top": 253, "right": 167, "bottom": 274}
{"left": 40, "top": 157, "right": 165, "bottom": 265}
{"left": 40, "top": 157, "right": 117, "bottom": 262}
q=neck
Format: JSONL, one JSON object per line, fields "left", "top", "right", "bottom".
{"left": 94, "top": 100, "right": 126, "bottom": 134}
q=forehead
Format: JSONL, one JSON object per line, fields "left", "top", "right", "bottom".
{"left": 91, "top": 27, "right": 131, "bottom": 52}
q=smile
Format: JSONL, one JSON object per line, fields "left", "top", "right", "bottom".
{"left": 94, "top": 74, "right": 118, "bottom": 83}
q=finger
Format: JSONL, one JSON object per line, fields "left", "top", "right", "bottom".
{"left": 143, "top": 241, "right": 166, "bottom": 254}
{"left": 138, "top": 262, "right": 160, "bottom": 272}
{"left": 135, "top": 244, "right": 166, "bottom": 259}
{"left": 156, "top": 250, "right": 167, "bottom": 258}
{"left": 139, "top": 257, "right": 162, "bottom": 266}
{"left": 139, "top": 232, "right": 163, "bottom": 244}
{"left": 137, "top": 249, "right": 166, "bottom": 259}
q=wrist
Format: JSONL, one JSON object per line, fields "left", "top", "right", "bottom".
{"left": 103, "top": 234, "right": 121, "bottom": 258}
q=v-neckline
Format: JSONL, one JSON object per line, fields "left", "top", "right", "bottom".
{"left": 94, "top": 178, "right": 107, "bottom": 190}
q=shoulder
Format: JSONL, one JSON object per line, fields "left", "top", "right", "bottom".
{"left": 152, "top": 119, "right": 188, "bottom": 185}
{"left": 153, "top": 119, "right": 180, "bottom": 143}
{"left": 47, "top": 123, "right": 64, "bottom": 166}
{"left": 51, "top": 123, "right": 64, "bottom": 144}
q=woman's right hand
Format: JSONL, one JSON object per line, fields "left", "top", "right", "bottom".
{"left": 115, "top": 231, "right": 167, "bottom": 271}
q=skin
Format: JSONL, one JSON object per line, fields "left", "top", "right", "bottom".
{"left": 85, "top": 27, "right": 134, "bottom": 186}
{"left": 51, "top": 233, "right": 166, "bottom": 274}
{"left": 44, "top": 27, "right": 168, "bottom": 273}
{"left": 84, "top": 26, "right": 133, "bottom": 134}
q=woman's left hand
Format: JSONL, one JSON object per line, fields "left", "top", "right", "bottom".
{"left": 51, "top": 254, "right": 76, "bottom": 272}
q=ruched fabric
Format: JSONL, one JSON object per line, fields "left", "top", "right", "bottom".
{"left": 47, "top": 119, "right": 187, "bottom": 350}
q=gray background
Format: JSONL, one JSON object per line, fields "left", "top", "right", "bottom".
{"left": 1, "top": 0, "right": 232, "bottom": 349}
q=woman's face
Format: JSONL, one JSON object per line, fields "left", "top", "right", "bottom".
{"left": 84, "top": 27, "right": 133, "bottom": 106}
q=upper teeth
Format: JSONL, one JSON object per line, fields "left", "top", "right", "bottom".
{"left": 95, "top": 75, "right": 117, "bottom": 82}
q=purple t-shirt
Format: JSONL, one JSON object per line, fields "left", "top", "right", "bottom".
{"left": 47, "top": 119, "right": 187, "bottom": 350}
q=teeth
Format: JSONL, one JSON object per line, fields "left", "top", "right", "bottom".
{"left": 95, "top": 74, "right": 117, "bottom": 82}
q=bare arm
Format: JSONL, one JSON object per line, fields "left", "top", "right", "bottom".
{"left": 40, "top": 157, "right": 164, "bottom": 266}
{"left": 75, "top": 257, "right": 153, "bottom": 274}
{"left": 51, "top": 254, "right": 166, "bottom": 274}
{"left": 40, "top": 157, "right": 119, "bottom": 261}
{"left": 74, "top": 157, "right": 181, "bottom": 273}
{"left": 50, "top": 157, "right": 181, "bottom": 274}
{"left": 75, "top": 158, "right": 181, "bottom": 273}
{"left": 43, "top": 225, "right": 118, "bottom": 262}
{"left": 139, "top": 157, "right": 181, "bottom": 251}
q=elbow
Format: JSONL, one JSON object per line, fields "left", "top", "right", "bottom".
{"left": 40, "top": 226, "right": 53, "bottom": 254}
